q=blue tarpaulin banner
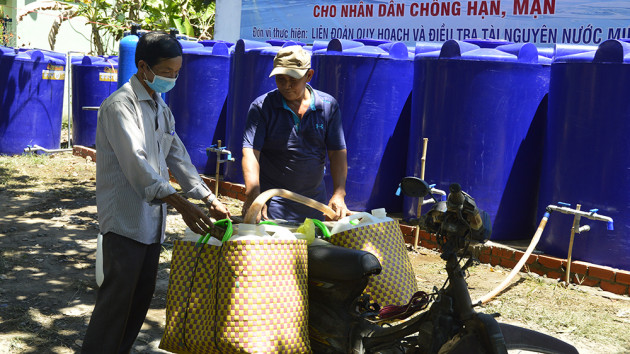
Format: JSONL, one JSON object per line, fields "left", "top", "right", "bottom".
{"left": 239, "top": 0, "right": 630, "bottom": 46}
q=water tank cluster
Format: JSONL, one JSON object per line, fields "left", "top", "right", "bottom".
{"left": 168, "top": 43, "right": 230, "bottom": 175}
{"left": 311, "top": 39, "right": 414, "bottom": 212}
{"left": 537, "top": 40, "right": 630, "bottom": 270}
{"left": 0, "top": 48, "right": 66, "bottom": 154}
{"left": 2, "top": 36, "right": 630, "bottom": 270}
{"left": 406, "top": 40, "right": 551, "bottom": 241}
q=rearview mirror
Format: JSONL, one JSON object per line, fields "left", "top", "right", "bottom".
{"left": 400, "top": 177, "right": 432, "bottom": 198}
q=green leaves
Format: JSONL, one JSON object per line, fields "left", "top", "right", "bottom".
{"left": 200, "top": 5, "right": 215, "bottom": 22}
{"left": 171, "top": 17, "right": 194, "bottom": 37}
{"left": 183, "top": 17, "right": 194, "bottom": 37}
{"left": 68, "top": 0, "right": 216, "bottom": 54}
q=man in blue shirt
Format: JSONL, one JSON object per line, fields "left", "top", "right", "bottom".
{"left": 242, "top": 45, "right": 349, "bottom": 222}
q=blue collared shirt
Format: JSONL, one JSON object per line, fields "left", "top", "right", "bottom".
{"left": 243, "top": 85, "right": 346, "bottom": 222}
{"left": 281, "top": 87, "right": 316, "bottom": 132}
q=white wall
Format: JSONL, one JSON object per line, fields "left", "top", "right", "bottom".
{"left": 215, "top": 0, "right": 242, "bottom": 42}
{"left": 13, "top": 0, "right": 237, "bottom": 53}
{"left": 14, "top": 0, "right": 116, "bottom": 54}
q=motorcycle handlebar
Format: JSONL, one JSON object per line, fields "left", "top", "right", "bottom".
{"left": 445, "top": 183, "right": 484, "bottom": 231}
{"left": 447, "top": 183, "right": 465, "bottom": 210}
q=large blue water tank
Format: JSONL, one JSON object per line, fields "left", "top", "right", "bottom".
{"left": 117, "top": 26, "right": 141, "bottom": 88}
{"left": 31, "top": 49, "right": 68, "bottom": 62}
{"left": 71, "top": 55, "right": 118, "bottom": 147}
{"left": 199, "top": 40, "right": 234, "bottom": 48}
{"left": 310, "top": 39, "right": 414, "bottom": 212}
{"left": 167, "top": 43, "right": 231, "bottom": 175}
{"left": 177, "top": 40, "right": 203, "bottom": 50}
{"left": 538, "top": 39, "right": 630, "bottom": 271}
{"left": 0, "top": 50, "right": 66, "bottom": 154}
{"left": 406, "top": 40, "right": 551, "bottom": 240}
{"left": 223, "top": 39, "right": 303, "bottom": 183}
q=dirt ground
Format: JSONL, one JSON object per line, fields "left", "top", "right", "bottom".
{"left": 0, "top": 152, "right": 629, "bottom": 354}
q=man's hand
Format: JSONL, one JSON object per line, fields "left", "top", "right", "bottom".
{"left": 163, "top": 193, "right": 214, "bottom": 236}
{"left": 206, "top": 198, "right": 231, "bottom": 220}
{"left": 328, "top": 193, "right": 349, "bottom": 221}
{"left": 328, "top": 149, "right": 348, "bottom": 221}
{"left": 241, "top": 190, "right": 268, "bottom": 223}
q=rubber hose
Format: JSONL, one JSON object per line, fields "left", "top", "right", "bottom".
{"left": 473, "top": 213, "right": 550, "bottom": 305}
{"left": 244, "top": 188, "right": 337, "bottom": 224}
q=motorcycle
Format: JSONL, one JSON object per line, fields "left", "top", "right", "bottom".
{"left": 309, "top": 177, "right": 580, "bottom": 353}
{"left": 239, "top": 181, "right": 580, "bottom": 353}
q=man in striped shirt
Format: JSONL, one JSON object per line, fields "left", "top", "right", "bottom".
{"left": 81, "top": 32, "right": 230, "bottom": 353}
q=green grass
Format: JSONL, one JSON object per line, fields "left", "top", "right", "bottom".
{"left": 0, "top": 154, "right": 52, "bottom": 188}
{"left": 1, "top": 153, "right": 50, "bottom": 167}
{"left": 62, "top": 115, "right": 69, "bottom": 131}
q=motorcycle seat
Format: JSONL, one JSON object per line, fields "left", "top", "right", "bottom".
{"left": 308, "top": 239, "right": 382, "bottom": 281}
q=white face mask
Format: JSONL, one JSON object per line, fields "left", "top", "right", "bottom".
{"left": 144, "top": 66, "right": 178, "bottom": 93}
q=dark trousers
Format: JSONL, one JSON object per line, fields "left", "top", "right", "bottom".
{"left": 82, "top": 232, "right": 161, "bottom": 353}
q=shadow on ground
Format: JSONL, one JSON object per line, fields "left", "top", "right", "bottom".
{"left": 0, "top": 155, "right": 174, "bottom": 353}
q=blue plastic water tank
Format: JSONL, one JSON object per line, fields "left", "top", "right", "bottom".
{"left": 199, "top": 40, "right": 234, "bottom": 48}
{"left": 223, "top": 39, "right": 303, "bottom": 183}
{"left": 167, "top": 43, "right": 231, "bottom": 175}
{"left": 310, "top": 39, "right": 414, "bottom": 212}
{"left": 71, "top": 55, "right": 118, "bottom": 147}
{"left": 117, "top": 26, "right": 141, "bottom": 88}
{"left": 178, "top": 39, "right": 203, "bottom": 50}
{"left": 0, "top": 50, "right": 66, "bottom": 154}
{"left": 406, "top": 40, "right": 551, "bottom": 240}
{"left": 464, "top": 39, "right": 513, "bottom": 48}
{"left": 24, "top": 49, "right": 68, "bottom": 62}
{"left": 538, "top": 39, "right": 630, "bottom": 271}
{"left": 161, "top": 40, "right": 204, "bottom": 105}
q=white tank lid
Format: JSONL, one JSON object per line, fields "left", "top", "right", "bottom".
{"left": 371, "top": 208, "right": 387, "bottom": 218}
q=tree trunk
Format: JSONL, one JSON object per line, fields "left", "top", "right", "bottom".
{"left": 92, "top": 24, "right": 104, "bottom": 55}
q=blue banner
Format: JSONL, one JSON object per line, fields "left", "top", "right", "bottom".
{"left": 240, "top": 0, "right": 630, "bottom": 46}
